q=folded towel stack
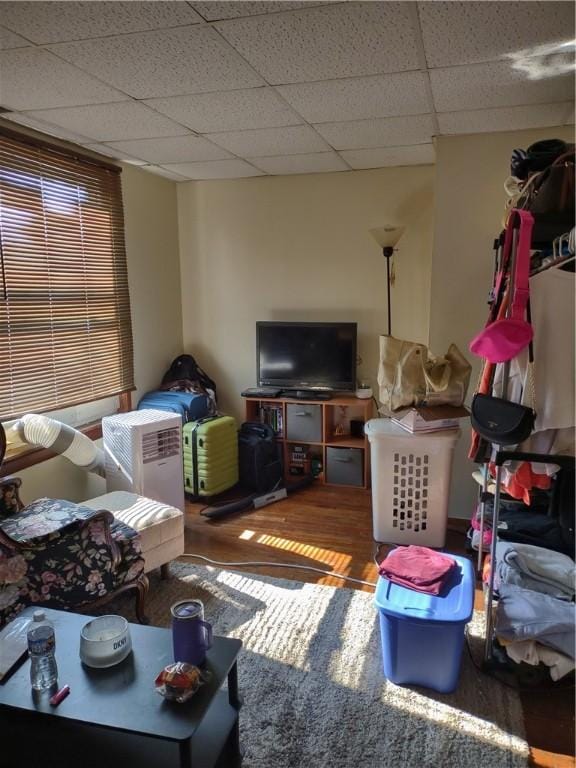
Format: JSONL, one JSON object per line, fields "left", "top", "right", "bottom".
{"left": 378, "top": 545, "right": 456, "bottom": 596}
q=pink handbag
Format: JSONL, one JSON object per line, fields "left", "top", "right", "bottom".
{"left": 470, "top": 210, "right": 534, "bottom": 363}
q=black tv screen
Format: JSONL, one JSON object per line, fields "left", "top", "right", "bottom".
{"left": 257, "top": 322, "right": 357, "bottom": 391}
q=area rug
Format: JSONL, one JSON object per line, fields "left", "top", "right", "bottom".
{"left": 115, "top": 563, "right": 528, "bottom": 768}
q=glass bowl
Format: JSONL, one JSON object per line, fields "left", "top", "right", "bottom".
{"left": 79, "top": 615, "right": 132, "bottom": 668}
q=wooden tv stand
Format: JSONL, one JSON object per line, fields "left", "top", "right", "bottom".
{"left": 243, "top": 394, "right": 374, "bottom": 489}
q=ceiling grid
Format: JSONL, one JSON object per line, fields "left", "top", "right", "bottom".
{"left": 0, "top": 0, "right": 572, "bottom": 180}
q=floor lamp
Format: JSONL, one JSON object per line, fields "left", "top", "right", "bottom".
{"left": 369, "top": 226, "right": 405, "bottom": 336}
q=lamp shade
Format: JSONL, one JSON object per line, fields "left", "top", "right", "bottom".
{"left": 369, "top": 226, "right": 405, "bottom": 249}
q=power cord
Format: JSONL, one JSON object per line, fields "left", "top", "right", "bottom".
{"left": 181, "top": 552, "right": 377, "bottom": 588}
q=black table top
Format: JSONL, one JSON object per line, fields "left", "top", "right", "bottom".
{"left": 0, "top": 607, "right": 241, "bottom": 743}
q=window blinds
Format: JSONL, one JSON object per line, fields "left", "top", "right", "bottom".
{"left": 0, "top": 129, "right": 134, "bottom": 421}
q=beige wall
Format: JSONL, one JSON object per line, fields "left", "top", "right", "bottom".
{"left": 430, "top": 125, "right": 575, "bottom": 518}
{"left": 12, "top": 124, "right": 575, "bottom": 516}
{"left": 177, "top": 166, "right": 435, "bottom": 421}
{"left": 122, "top": 164, "right": 183, "bottom": 405}
{"left": 16, "top": 164, "right": 183, "bottom": 504}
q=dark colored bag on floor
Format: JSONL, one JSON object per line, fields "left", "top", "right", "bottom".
{"left": 238, "top": 422, "right": 283, "bottom": 493}
{"left": 161, "top": 354, "right": 218, "bottom": 408}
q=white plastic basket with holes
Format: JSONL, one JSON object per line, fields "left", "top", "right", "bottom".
{"left": 365, "top": 419, "right": 460, "bottom": 548}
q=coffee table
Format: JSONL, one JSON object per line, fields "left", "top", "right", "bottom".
{"left": 0, "top": 607, "right": 242, "bottom": 768}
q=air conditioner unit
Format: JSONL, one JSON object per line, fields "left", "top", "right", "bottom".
{"left": 102, "top": 410, "right": 184, "bottom": 512}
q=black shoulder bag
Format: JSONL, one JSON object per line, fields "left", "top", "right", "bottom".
{"left": 470, "top": 317, "right": 536, "bottom": 446}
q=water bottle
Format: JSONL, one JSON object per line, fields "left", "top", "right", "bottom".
{"left": 27, "top": 610, "right": 58, "bottom": 691}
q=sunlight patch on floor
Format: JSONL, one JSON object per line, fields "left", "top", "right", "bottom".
{"left": 238, "top": 529, "right": 256, "bottom": 540}
{"left": 361, "top": 561, "right": 379, "bottom": 581}
{"left": 213, "top": 568, "right": 332, "bottom": 670}
{"left": 327, "top": 590, "right": 378, "bottom": 690}
{"left": 383, "top": 677, "right": 528, "bottom": 756}
{"left": 255, "top": 533, "right": 352, "bottom": 573}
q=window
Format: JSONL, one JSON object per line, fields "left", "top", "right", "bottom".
{"left": 0, "top": 128, "right": 134, "bottom": 423}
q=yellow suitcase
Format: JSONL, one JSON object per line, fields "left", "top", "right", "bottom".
{"left": 183, "top": 416, "right": 238, "bottom": 497}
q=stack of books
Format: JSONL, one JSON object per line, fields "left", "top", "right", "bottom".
{"left": 259, "top": 404, "right": 283, "bottom": 437}
{"left": 391, "top": 405, "right": 469, "bottom": 434}
{"left": 289, "top": 445, "right": 309, "bottom": 475}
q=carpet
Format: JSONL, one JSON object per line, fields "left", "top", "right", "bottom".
{"left": 115, "top": 563, "right": 529, "bottom": 768}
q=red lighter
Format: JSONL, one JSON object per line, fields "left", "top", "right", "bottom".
{"left": 49, "top": 685, "right": 70, "bottom": 707}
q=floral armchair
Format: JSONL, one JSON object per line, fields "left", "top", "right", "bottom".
{"left": 0, "top": 477, "right": 148, "bottom": 629}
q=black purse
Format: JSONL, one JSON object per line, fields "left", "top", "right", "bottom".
{"left": 470, "top": 393, "right": 535, "bottom": 446}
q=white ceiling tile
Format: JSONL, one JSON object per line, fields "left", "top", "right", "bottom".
{"left": 207, "top": 124, "right": 329, "bottom": 157}
{"left": 2, "top": 111, "right": 95, "bottom": 144}
{"left": 214, "top": 3, "right": 420, "bottom": 84}
{"left": 104, "top": 135, "right": 231, "bottom": 164}
{"left": 0, "top": 25, "right": 30, "bottom": 50}
{"left": 315, "top": 114, "right": 436, "bottom": 150}
{"left": 23, "top": 102, "right": 189, "bottom": 142}
{"left": 82, "top": 143, "right": 148, "bottom": 166}
{"left": 278, "top": 72, "right": 432, "bottom": 124}
{"left": 145, "top": 87, "right": 303, "bottom": 133}
{"left": 193, "top": 2, "right": 331, "bottom": 22}
{"left": 438, "top": 102, "right": 573, "bottom": 135}
{"left": 0, "top": 48, "right": 126, "bottom": 110}
{"left": 48, "top": 26, "right": 265, "bottom": 100}
{"left": 251, "top": 151, "right": 348, "bottom": 175}
{"left": 0, "top": 2, "right": 202, "bottom": 44}
{"left": 161, "top": 159, "right": 264, "bottom": 180}
{"left": 340, "top": 144, "right": 435, "bottom": 170}
{"left": 419, "top": 1, "right": 575, "bottom": 69}
{"left": 430, "top": 60, "right": 575, "bottom": 112}
{"left": 140, "top": 165, "right": 190, "bottom": 182}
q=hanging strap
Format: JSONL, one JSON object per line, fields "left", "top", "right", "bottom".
{"left": 508, "top": 209, "right": 534, "bottom": 322}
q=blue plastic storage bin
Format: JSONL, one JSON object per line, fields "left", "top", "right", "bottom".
{"left": 374, "top": 553, "right": 474, "bottom": 693}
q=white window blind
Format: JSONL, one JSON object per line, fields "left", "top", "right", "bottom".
{"left": 0, "top": 129, "right": 134, "bottom": 421}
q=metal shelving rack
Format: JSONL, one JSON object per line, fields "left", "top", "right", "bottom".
{"left": 477, "top": 210, "right": 575, "bottom": 664}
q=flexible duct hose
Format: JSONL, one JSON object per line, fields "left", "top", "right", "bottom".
{"left": 13, "top": 414, "right": 105, "bottom": 476}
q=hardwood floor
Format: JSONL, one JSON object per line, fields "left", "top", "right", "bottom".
{"left": 184, "top": 484, "right": 575, "bottom": 768}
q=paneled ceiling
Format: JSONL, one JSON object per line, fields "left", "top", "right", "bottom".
{"left": 0, "top": 1, "right": 574, "bottom": 180}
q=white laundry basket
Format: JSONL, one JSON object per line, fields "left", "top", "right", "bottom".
{"left": 365, "top": 419, "right": 460, "bottom": 547}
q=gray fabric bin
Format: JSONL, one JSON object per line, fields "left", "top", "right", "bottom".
{"left": 286, "top": 404, "right": 322, "bottom": 442}
{"left": 326, "top": 447, "right": 363, "bottom": 487}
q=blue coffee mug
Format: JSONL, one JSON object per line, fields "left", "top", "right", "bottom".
{"left": 171, "top": 600, "right": 213, "bottom": 666}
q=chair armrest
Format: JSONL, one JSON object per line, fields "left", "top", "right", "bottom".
{"left": 87, "top": 509, "right": 122, "bottom": 571}
{"left": 0, "top": 477, "right": 24, "bottom": 516}
{"left": 0, "top": 502, "right": 121, "bottom": 570}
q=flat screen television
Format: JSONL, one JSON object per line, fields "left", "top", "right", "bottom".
{"left": 257, "top": 321, "right": 357, "bottom": 392}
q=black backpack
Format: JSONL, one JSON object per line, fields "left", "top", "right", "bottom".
{"left": 238, "top": 422, "right": 283, "bottom": 493}
{"left": 161, "top": 354, "right": 218, "bottom": 403}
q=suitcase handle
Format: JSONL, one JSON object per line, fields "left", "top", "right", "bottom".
{"left": 190, "top": 415, "right": 219, "bottom": 431}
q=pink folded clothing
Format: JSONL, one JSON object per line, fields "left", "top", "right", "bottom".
{"left": 378, "top": 545, "right": 457, "bottom": 596}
